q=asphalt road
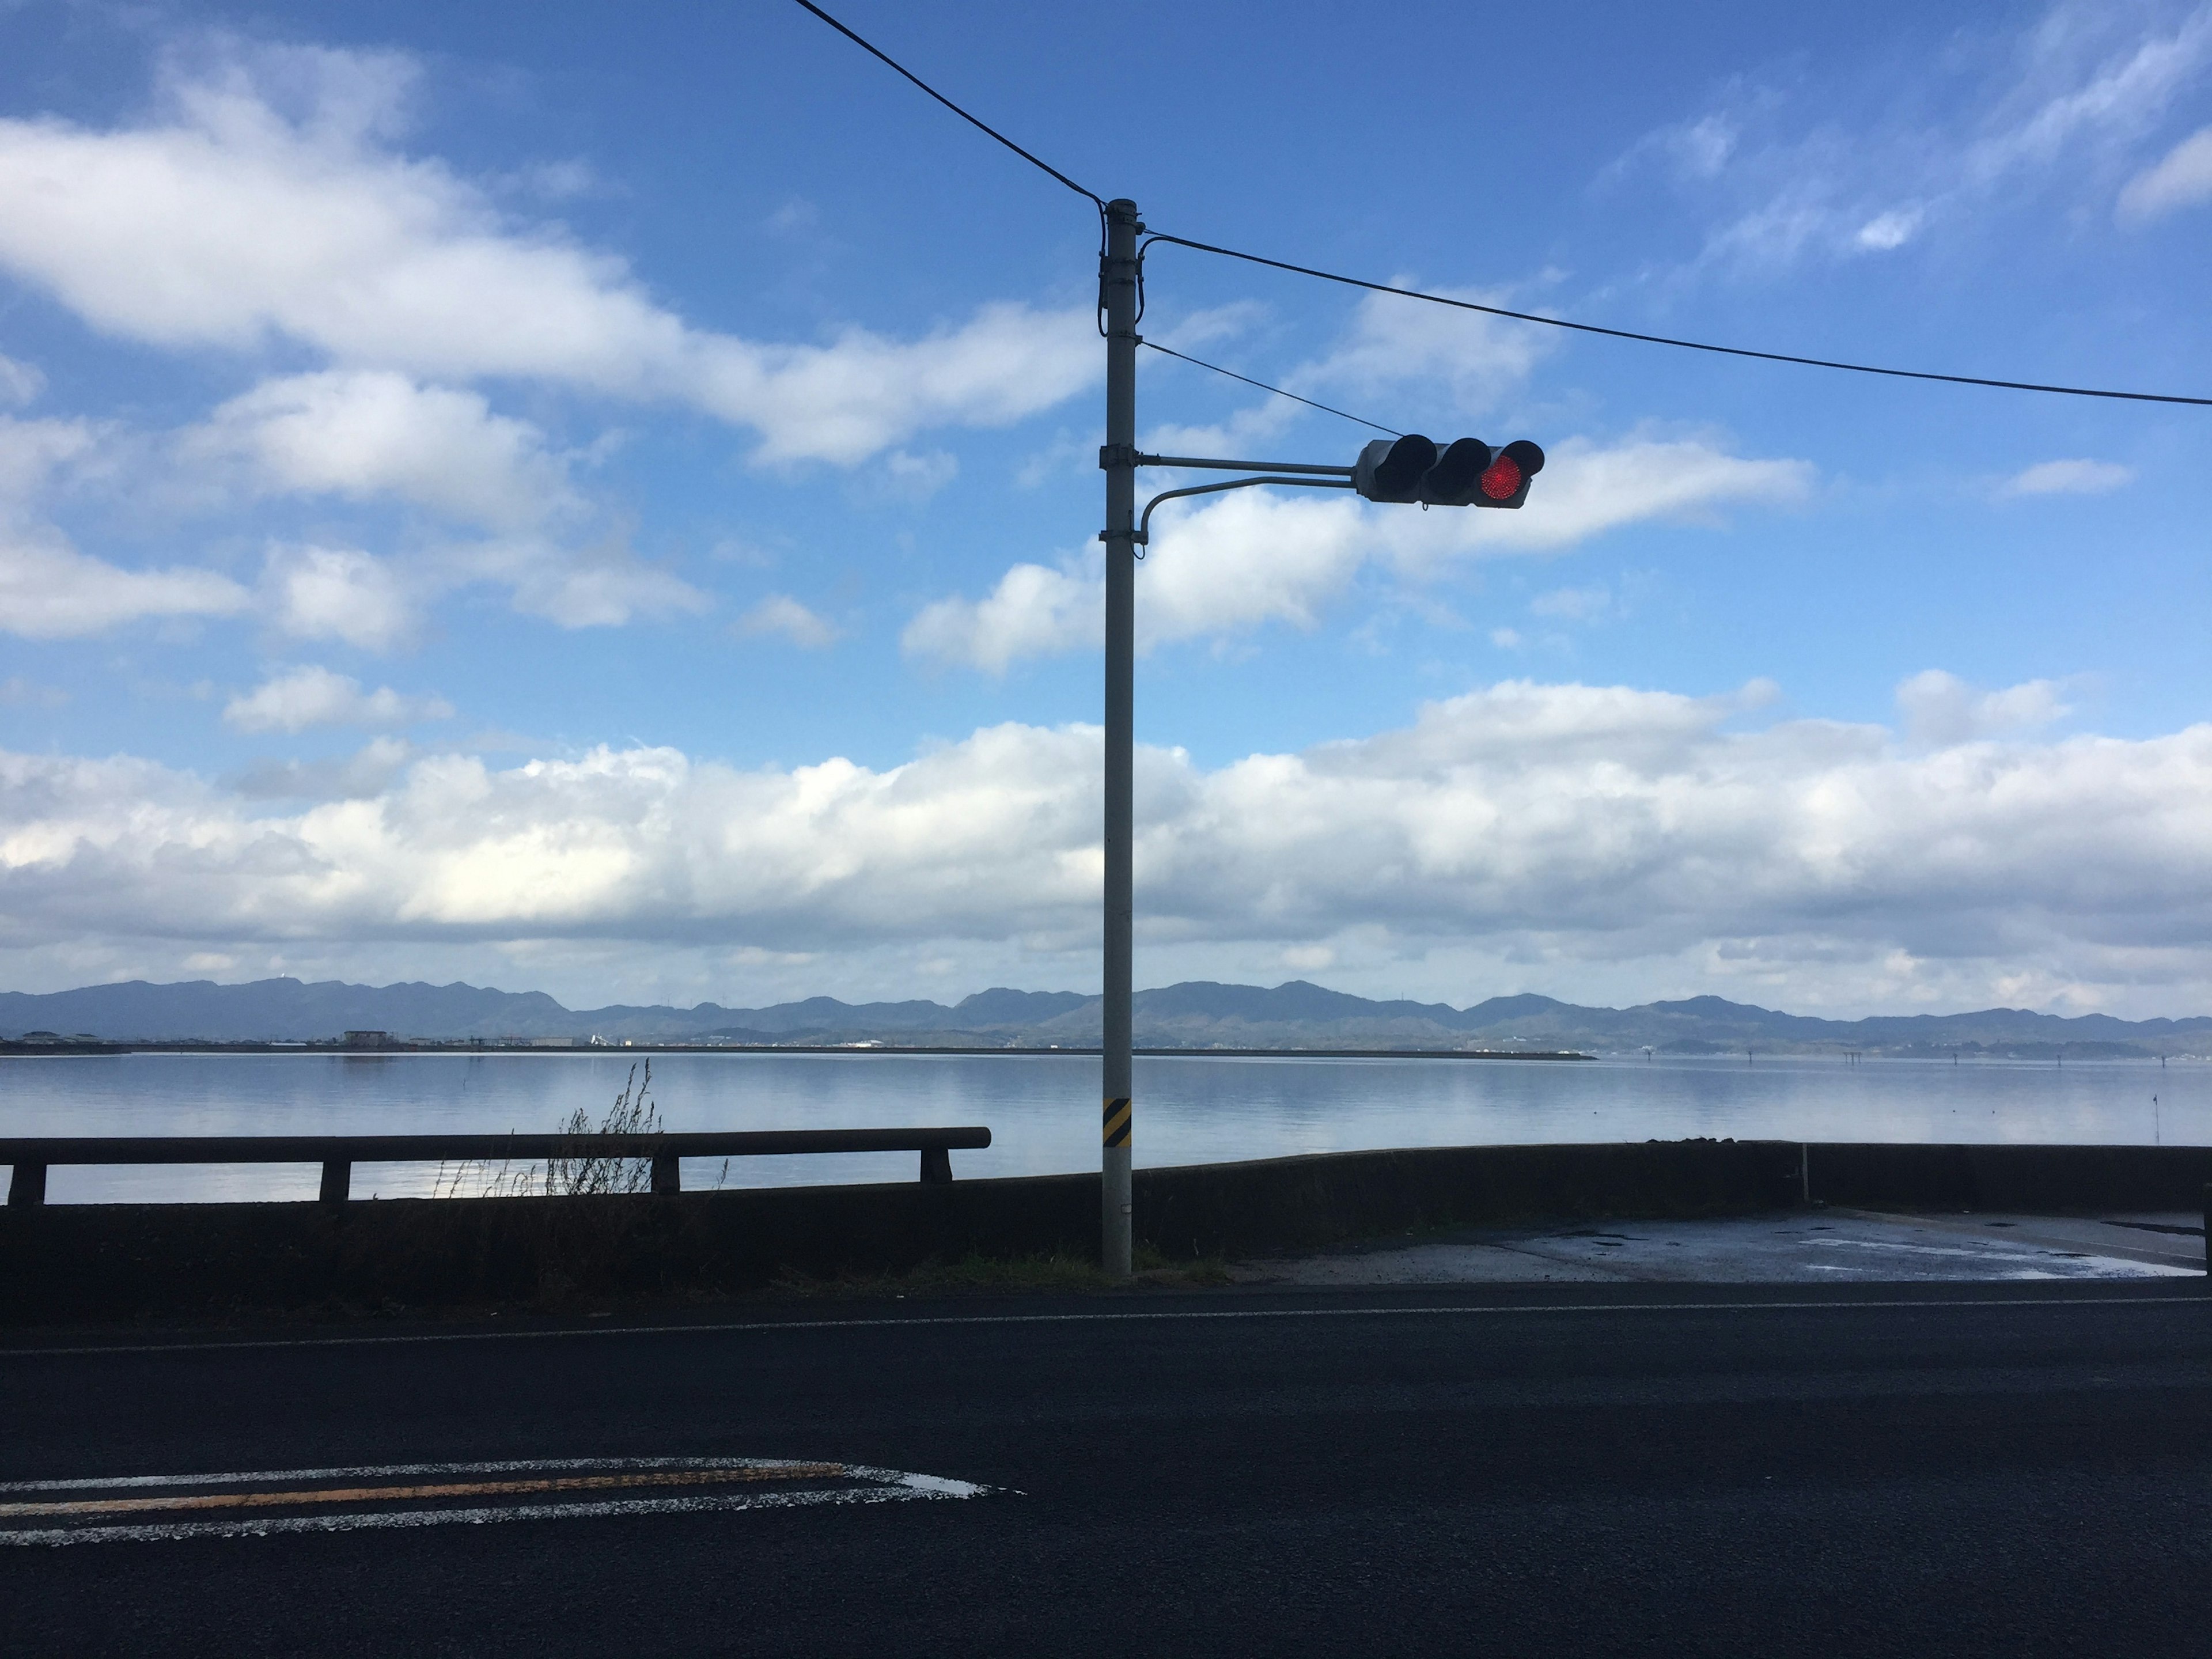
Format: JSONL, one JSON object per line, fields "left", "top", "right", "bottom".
{"left": 4, "top": 1282, "right": 2209, "bottom": 1657}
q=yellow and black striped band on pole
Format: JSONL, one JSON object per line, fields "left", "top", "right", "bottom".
{"left": 1102, "top": 1097, "right": 1132, "bottom": 1149}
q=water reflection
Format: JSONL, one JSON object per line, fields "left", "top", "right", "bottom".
{"left": 1, "top": 1049, "right": 2201, "bottom": 1204}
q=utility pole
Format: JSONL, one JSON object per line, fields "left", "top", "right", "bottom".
{"left": 1100, "top": 198, "right": 1140, "bottom": 1278}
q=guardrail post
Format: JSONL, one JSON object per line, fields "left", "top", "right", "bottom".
{"left": 651, "top": 1152, "right": 680, "bottom": 1195}
{"left": 6, "top": 1162, "right": 46, "bottom": 1207}
{"left": 920, "top": 1145, "right": 952, "bottom": 1185}
{"left": 2203, "top": 1183, "right": 2209, "bottom": 1277}
{"left": 319, "top": 1161, "right": 351, "bottom": 1204}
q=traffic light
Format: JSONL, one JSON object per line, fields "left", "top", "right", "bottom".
{"left": 1353, "top": 435, "right": 1545, "bottom": 509}
{"left": 1351, "top": 434, "right": 1437, "bottom": 503}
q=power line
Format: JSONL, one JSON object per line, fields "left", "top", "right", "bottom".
{"left": 1143, "top": 234, "right": 2212, "bottom": 408}
{"left": 790, "top": 3, "right": 2206, "bottom": 410}
{"left": 1139, "top": 340, "right": 1400, "bottom": 435}
{"left": 789, "top": 1, "right": 1103, "bottom": 207}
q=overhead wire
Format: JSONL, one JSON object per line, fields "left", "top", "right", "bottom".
{"left": 1142, "top": 234, "right": 2212, "bottom": 408}
{"left": 789, "top": 1, "right": 2209, "bottom": 411}
{"left": 1139, "top": 341, "right": 1401, "bottom": 435}
{"left": 787, "top": 1, "right": 1103, "bottom": 206}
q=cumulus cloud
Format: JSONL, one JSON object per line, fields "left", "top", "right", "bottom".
{"left": 2119, "top": 123, "right": 2212, "bottom": 219}
{"left": 0, "top": 48, "right": 1094, "bottom": 465}
{"left": 259, "top": 543, "right": 415, "bottom": 649}
{"left": 184, "top": 370, "right": 582, "bottom": 531}
{"left": 1999, "top": 457, "right": 2135, "bottom": 496}
{"left": 223, "top": 665, "right": 453, "bottom": 732}
{"left": 1, "top": 532, "right": 249, "bottom": 638}
{"left": 735, "top": 595, "right": 840, "bottom": 650}
{"left": 906, "top": 433, "right": 1811, "bottom": 671}
{"left": 227, "top": 735, "right": 415, "bottom": 801}
{"left": 9, "top": 682, "right": 2212, "bottom": 1009}
{"left": 0, "top": 414, "right": 252, "bottom": 637}
{"left": 1895, "top": 670, "right": 2072, "bottom": 745}
{"left": 905, "top": 559, "right": 1101, "bottom": 674}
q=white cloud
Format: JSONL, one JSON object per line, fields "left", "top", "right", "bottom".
{"left": 904, "top": 559, "right": 1099, "bottom": 674}
{"left": 1999, "top": 457, "right": 2135, "bottom": 496}
{"left": 184, "top": 370, "right": 582, "bottom": 531}
{"left": 0, "top": 355, "right": 43, "bottom": 408}
{"left": 1853, "top": 206, "right": 1925, "bottom": 251}
{"left": 1529, "top": 584, "right": 1613, "bottom": 622}
{"left": 1, "top": 526, "right": 249, "bottom": 639}
{"left": 0, "top": 413, "right": 253, "bottom": 637}
{"left": 1968, "top": 7, "right": 2212, "bottom": 184}
{"left": 1290, "top": 285, "right": 1555, "bottom": 415}
{"left": 2118, "top": 123, "right": 2212, "bottom": 220}
{"left": 906, "top": 433, "right": 1812, "bottom": 670}
{"left": 223, "top": 665, "right": 453, "bottom": 732}
{"left": 1143, "top": 283, "right": 1554, "bottom": 459}
{"left": 0, "top": 414, "right": 99, "bottom": 502}
{"left": 12, "top": 683, "right": 2212, "bottom": 1011}
{"left": 876, "top": 449, "right": 958, "bottom": 502}
{"left": 1895, "top": 670, "right": 2072, "bottom": 745}
{"left": 736, "top": 595, "right": 840, "bottom": 650}
{"left": 228, "top": 735, "right": 414, "bottom": 800}
{"left": 0, "top": 676, "right": 68, "bottom": 708}
{"left": 1623, "top": 6, "right": 2212, "bottom": 278}
{"left": 0, "top": 50, "right": 1094, "bottom": 466}
{"left": 260, "top": 543, "right": 415, "bottom": 649}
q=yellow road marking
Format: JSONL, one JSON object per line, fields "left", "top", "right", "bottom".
{"left": 0, "top": 1464, "right": 845, "bottom": 1521}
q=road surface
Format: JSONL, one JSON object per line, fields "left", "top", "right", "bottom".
{"left": 4, "top": 1281, "right": 2208, "bottom": 1656}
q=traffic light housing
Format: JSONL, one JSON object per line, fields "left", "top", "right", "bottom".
{"left": 1354, "top": 435, "right": 1545, "bottom": 509}
{"left": 1351, "top": 435, "right": 1437, "bottom": 503}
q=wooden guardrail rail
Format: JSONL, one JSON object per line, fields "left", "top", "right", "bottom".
{"left": 0, "top": 1127, "right": 992, "bottom": 1206}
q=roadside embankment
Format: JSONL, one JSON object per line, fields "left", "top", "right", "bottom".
{"left": 2, "top": 1140, "right": 2206, "bottom": 1323}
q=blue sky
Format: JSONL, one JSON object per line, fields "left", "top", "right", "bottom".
{"left": 2, "top": 0, "right": 2209, "bottom": 1016}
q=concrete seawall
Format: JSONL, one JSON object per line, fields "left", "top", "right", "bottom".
{"left": 2, "top": 1139, "right": 2206, "bottom": 1323}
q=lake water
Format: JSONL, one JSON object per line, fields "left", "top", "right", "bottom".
{"left": 2, "top": 1050, "right": 2205, "bottom": 1205}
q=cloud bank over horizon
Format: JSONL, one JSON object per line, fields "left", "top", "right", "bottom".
{"left": 5, "top": 674, "right": 2208, "bottom": 1020}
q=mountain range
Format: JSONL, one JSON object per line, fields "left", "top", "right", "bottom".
{"left": 5, "top": 977, "right": 2209, "bottom": 1057}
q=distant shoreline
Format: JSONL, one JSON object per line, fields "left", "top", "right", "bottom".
{"left": 0, "top": 1040, "right": 1594, "bottom": 1061}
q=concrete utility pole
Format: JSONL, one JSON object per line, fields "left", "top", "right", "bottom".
{"left": 1100, "top": 198, "right": 1140, "bottom": 1278}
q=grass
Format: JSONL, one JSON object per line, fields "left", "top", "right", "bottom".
{"left": 431, "top": 1061, "right": 664, "bottom": 1199}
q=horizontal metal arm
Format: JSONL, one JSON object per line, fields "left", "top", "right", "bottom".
{"left": 1137, "top": 453, "right": 1357, "bottom": 477}
{"left": 0, "top": 1128, "right": 991, "bottom": 1165}
{"left": 1134, "top": 476, "right": 1354, "bottom": 545}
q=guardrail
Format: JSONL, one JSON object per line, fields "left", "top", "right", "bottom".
{"left": 0, "top": 1128, "right": 993, "bottom": 1207}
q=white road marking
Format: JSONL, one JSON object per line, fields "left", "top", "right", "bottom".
{"left": 0, "top": 1456, "right": 993, "bottom": 1547}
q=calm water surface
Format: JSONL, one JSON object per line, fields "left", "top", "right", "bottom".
{"left": 1, "top": 1050, "right": 2203, "bottom": 1203}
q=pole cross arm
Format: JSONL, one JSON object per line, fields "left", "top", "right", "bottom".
{"left": 1129, "top": 475, "right": 1355, "bottom": 546}
{"left": 1135, "top": 453, "right": 1356, "bottom": 476}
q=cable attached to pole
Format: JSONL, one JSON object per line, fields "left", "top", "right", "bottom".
{"left": 1140, "top": 340, "right": 1401, "bottom": 435}
{"left": 789, "top": 1, "right": 1104, "bottom": 206}
{"left": 1143, "top": 233, "right": 2212, "bottom": 408}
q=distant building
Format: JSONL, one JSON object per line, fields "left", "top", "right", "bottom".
{"left": 342, "top": 1029, "right": 395, "bottom": 1050}
{"left": 529, "top": 1036, "right": 577, "bottom": 1048}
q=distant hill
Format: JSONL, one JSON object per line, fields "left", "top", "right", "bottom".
{"left": 3, "top": 976, "right": 2209, "bottom": 1056}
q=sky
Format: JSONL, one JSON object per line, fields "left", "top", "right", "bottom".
{"left": 1, "top": 0, "right": 2210, "bottom": 1017}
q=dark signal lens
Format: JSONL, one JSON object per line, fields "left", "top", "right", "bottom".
{"left": 1478, "top": 456, "right": 1522, "bottom": 500}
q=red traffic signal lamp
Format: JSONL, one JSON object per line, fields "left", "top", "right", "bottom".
{"left": 1354, "top": 435, "right": 1545, "bottom": 509}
